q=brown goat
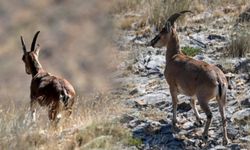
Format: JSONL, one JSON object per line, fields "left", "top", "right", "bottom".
{"left": 21, "top": 31, "right": 76, "bottom": 125}
{"left": 149, "top": 11, "right": 229, "bottom": 145}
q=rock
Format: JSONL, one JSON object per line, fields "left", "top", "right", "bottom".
{"left": 232, "top": 108, "right": 250, "bottom": 125}
{"left": 144, "top": 54, "right": 165, "bottom": 76}
{"left": 128, "top": 119, "right": 144, "bottom": 128}
{"left": 129, "top": 88, "right": 139, "bottom": 95}
{"left": 235, "top": 59, "right": 250, "bottom": 73}
{"left": 134, "top": 99, "right": 147, "bottom": 107}
{"left": 239, "top": 136, "right": 250, "bottom": 143}
{"left": 129, "top": 85, "right": 146, "bottom": 96}
{"left": 194, "top": 54, "right": 215, "bottom": 64}
{"left": 238, "top": 7, "right": 250, "bottom": 22}
{"left": 212, "top": 145, "right": 227, "bottom": 150}
{"left": 177, "top": 102, "right": 192, "bottom": 113}
{"left": 229, "top": 144, "right": 241, "bottom": 150}
{"left": 227, "top": 124, "right": 239, "bottom": 140}
{"left": 134, "top": 92, "right": 168, "bottom": 106}
{"left": 208, "top": 34, "right": 226, "bottom": 41}
{"left": 189, "top": 34, "right": 208, "bottom": 48}
{"left": 182, "top": 121, "right": 193, "bottom": 130}
{"left": 120, "top": 114, "right": 135, "bottom": 124}
{"left": 240, "top": 98, "right": 250, "bottom": 108}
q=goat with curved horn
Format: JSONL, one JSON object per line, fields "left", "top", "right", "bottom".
{"left": 21, "top": 36, "right": 27, "bottom": 53}
{"left": 30, "top": 31, "right": 40, "bottom": 52}
{"left": 149, "top": 11, "right": 229, "bottom": 145}
{"left": 20, "top": 31, "right": 76, "bottom": 127}
{"left": 166, "top": 10, "right": 193, "bottom": 26}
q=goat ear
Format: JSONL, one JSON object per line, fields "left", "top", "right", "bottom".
{"left": 34, "top": 44, "right": 41, "bottom": 55}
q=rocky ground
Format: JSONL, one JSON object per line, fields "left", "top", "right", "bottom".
{"left": 114, "top": 8, "right": 250, "bottom": 150}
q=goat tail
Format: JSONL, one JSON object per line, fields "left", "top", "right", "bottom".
{"left": 217, "top": 77, "right": 227, "bottom": 105}
{"left": 60, "top": 89, "right": 70, "bottom": 107}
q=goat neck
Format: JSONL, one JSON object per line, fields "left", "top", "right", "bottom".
{"left": 165, "top": 30, "right": 181, "bottom": 63}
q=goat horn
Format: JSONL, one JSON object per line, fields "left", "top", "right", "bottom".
{"left": 31, "top": 31, "right": 40, "bottom": 52}
{"left": 20, "top": 36, "right": 27, "bottom": 53}
{"left": 166, "top": 10, "right": 193, "bottom": 27}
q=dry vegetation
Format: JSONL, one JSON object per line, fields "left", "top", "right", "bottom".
{"left": 0, "top": 0, "right": 131, "bottom": 149}
{"left": 0, "top": 0, "right": 249, "bottom": 149}
{"left": 113, "top": 0, "right": 248, "bottom": 31}
{"left": 0, "top": 93, "right": 132, "bottom": 149}
{"left": 228, "top": 25, "right": 250, "bottom": 58}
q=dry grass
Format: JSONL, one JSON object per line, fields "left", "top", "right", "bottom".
{"left": 75, "top": 120, "right": 141, "bottom": 149}
{"left": 113, "top": 0, "right": 192, "bottom": 30}
{"left": 145, "top": 0, "right": 192, "bottom": 30}
{"left": 112, "top": 0, "right": 248, "bottom": 31}
{"left": 228, "top": 25, "right": 250, "bottom": 58}
{"left": 0, "top": 93, "right": 132, "bottom": 150}
{"left": 117, "top": 16, "right": 138, "bottom": 30}
{"left": 112, "top": 0, "right": 141, "bottom": 14}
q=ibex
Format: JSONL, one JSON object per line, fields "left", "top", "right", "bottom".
{"left": 21, "top": 31, "right": 76, "bottom": 126}
{"left": 149, "top": 11, "right": 229, "bottom": 145}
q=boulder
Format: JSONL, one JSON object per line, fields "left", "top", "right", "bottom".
{"left": 232, "top": 108, "right": 250, "bottom": 126}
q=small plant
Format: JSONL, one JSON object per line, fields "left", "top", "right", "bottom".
{"left": 127, "top": 136, "right": 143, "bottom": 147}
{"left": 228, "top": 27, "right": 250, "bottom": 58}
{"left": 182, "top": 46, "right": 201, "bottom": 57}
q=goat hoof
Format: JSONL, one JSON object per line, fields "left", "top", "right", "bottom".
{"left": 202, "top": 135, "right": 208, "bottom": 142}
{"left": 194, "top": 120, "right": 203, "bottom": 127}
{"left": 223, "top": 138, "right": 229, "bottom": 145}
{"left": 172, "top": 125, "right": 180, "bottom": 132}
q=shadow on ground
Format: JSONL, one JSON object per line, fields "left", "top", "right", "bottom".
{"left": 132, "top": 122, "right": 185, "bottom": 150}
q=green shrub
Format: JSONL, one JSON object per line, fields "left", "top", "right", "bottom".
{"left": 182, "top": 46, "right": 201, "bottom": 57}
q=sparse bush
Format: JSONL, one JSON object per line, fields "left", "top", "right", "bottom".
{"left": 182, "top": 46, "right": 201, "bottom": 57}
{"left": 112, "top": 0, "right": 192, "bottom": 30}
{"left": 145, "top": 0, "right": 192, "bottom": 30}
{"left": 127, "top": 136, "right": 142, "bottom": 147}
{"left": 228, "top": 26, "right": 250, "bottom": 58}
{"left": 117, "top": 16, "right": 137, "bottom": 30}
{"left": 75, "top": 121, "right": 139, "bottom": 149}
{"left": 112, "top": 0, "right": 141, "bottom": 14}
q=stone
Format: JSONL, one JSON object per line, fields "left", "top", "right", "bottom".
{"left": 229, "top": 144, "right": 241, "bottom": 150}
{"left": 239, "top": 136, "right": 250, "bottom": 143}
{"left": 194, "top": 54, "right": 215, "bottom": 64}
{"left": 129, "top": 88, "right": 139, "bottom": 95}
{"left": 208, "top": 34, "right": 226, "bottom": 41}
{"left": 177, "top": 102, "right": 192, "bottom": 113}
{"left": 182, "top": 121, "right": 193, "bottom": 130}
{"left": 232, "top": 108, "right": 250, "bottom": 125}
{"left": 235, "top": 59, "right": 250, "bottom": 73}
{"left": 240, "top": 98, "right": 250, "bottom": 108}
{"left": 134, "top": 92, "right": 168, "bottom": 106}
{"left": 120, "top": 114, "right": 135, "bottom": 124}
{"left": 128, "top": 119, "right": 144, "bottom": 128}
{"left": 238, "top": 7, "right": 250, "bottom": 22}
{"left": 227, "top": 124, "right": 239, "bottom": 140}
{"left": 212, "top": 145, "right": 227, "bottom": 150}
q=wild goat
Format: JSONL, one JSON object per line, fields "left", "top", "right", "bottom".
{"left": 21, "top": 31, "right": 76, "bottom": 125}
{"left": 149, "top": 11, "right": 229, "bottom": 145}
